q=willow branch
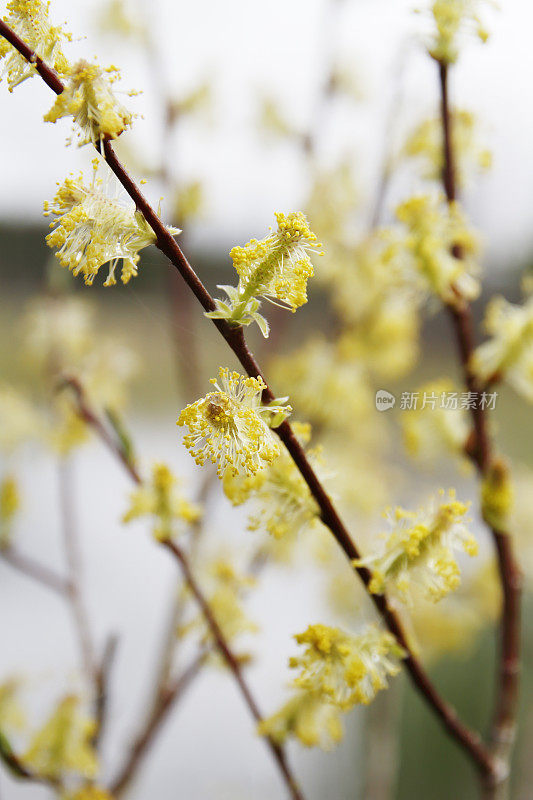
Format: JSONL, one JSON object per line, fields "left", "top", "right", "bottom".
{"left": 111, "top": 471, "right": 215, "bottom": 794}
{"left": 68, "top": 398, "right": 305, "bottom": 800}
{"left": 100, "top": 139, "right": 495, "bottom": 779}
{"left": 111, "top": 649, "right": 207, "bottom": 797}
{"left": 92, "top": 634, "right": 119, "bottom": 752}
{"left": 437, "top": 60, "right": 522, "bottom": 787}
{"left": 0, "top": 547, "right": 70, "bottom": 596}
{"left": 58, "top": 458, "right": 97, "bottom": 683}
{"left": 0, "top": 733, "right": 59, "bottom": 791}
{"left": 0, "top": 21, "right": 497, "bottom": 781}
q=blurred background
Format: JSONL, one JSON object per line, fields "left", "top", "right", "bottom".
{"left": 1, "top": 1, "right": 533, "bottom": 799}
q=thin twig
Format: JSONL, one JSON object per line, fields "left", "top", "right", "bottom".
{"left": 164, "top": 539, "right": 305, "bottom": 800}
{"left": 0, "top": 732, "right": 60, "bottom": 790}
{"left": 0, "top": 22, "right": 498, "bottom": 782}
{"left": 58, "top": 458, "right": 97, "bottom": 682}
{"left": 111, "top": 649, "right": 207, "bottom": 797}
{"left": 100, "top": 140, "right": 495, "bottom": 776}
{"left": 437, "top": 60, "right": 522, "bottom": 794}
{"left": 92, "top": 634, "right": 119, "bottom": 752}
{"left": 110, "top": 470, "right": 215, "bottom": 793}
{"left": 71, "top": 399, "right": 305, "bottom": 800}
{"left": 0, "top": 547, "right": 70, "bottom": 596}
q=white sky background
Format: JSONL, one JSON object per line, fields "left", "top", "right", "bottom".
{"left": 1, "top": 0, "right": 533, "bottom": 275}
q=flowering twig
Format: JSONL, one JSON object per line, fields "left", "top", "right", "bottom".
{"left": 111, "top": 472, "right": 215, "bottom": 793}
{"left": 0, "top": 546, "right": 70, "bottom": 596}
{"left": 63, "top": 385, "right": 304, "bottom": 800}
{"left": 437, "top": 60, "right": 522, "bottom": 793}
{"left": 163, "top": 538, "right": 306, "bottom": 800}
{"left": 0, "top": 733, "right": 60, "bottom": 791}
{"left": 0, "top": 20, "right": 497, "bottom": 782}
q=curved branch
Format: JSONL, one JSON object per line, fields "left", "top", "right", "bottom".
{"left": 111, "top": 650, "right": 207, "bottom": 797}
{"left": 0, "top": 21, "right": 496, "bottom": 782}
{"left": 438, "top": 60, "right": 522, "bottom": 790}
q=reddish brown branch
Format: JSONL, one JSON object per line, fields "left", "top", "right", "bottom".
{"left": 0, "top": 23, "right": 498, "bottom": 783}
{"left": 163, "top": 540, "right": 305, "bottom": 800}
{"left": 111, "top": 649, "right": 207, "bottom": 797}
{"left": 92, "top": 634, "right": 119, "bottom": 752}
{"left": 438, "top": 60, "right": 522, "bottom": 788}
{"left": 79, "top": 405, "right": 305, "bottom": 800}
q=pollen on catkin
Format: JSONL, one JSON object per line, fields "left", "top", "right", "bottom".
{"left": 258, "top": 691, "right": 344, "bottom": 751}
{"left": 471, "top": 296, "right": 533, "bottom": 402}
{"left": 123, "top": 463, "right": 201, "bottom": 542}
{"left": 223, "top": 422, "right": 321, "bottom": 540}
{"left": 355, "top": 489, "right": 478, "bottom": 603}
{"left": 289, "top": 624, "right": 405, "bottom": 710}
{"left": 206, "top": 212, "right": 322, "bottom": 336}
{"left": 428, "top": 0, "right": 491, "bottom": 64}
{"left": 0, "top": 0, "right": 71, "bottom": 91}
{"left": 43, "top": 163, "right": 179, "bottom": 286}
{"left": 44, "top": 60, "right": 134, "bottom": 146}
{"left": 23, "top": 696, "right": 98, "bottom": 780}
{"left": 258, "top": 623, "right": 404, "bottom": 750}
{"left": 0, "top": 475, "right": 20, "bottom": 548}
{"left": 177, "top": 368, "right": 289, "bottom": 478}
{"left": 392, "top": 194, "right": 480, "bottom": 307}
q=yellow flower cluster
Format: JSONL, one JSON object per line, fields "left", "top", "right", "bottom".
{"left": 0, "top": 475, "right": 20, "bottom": 548}
{"left": 407, "top": 559, "right": 501, "bottom": 663}
{"left": 123, "top": 463, "right": 201, "bottom": 542}
{"left": 0, "top": 679, "right": 24, "bottom": 733}
{"left": 356, "top": 490, "right": 478, "bottom": 603}
{"left": 44, "top": 60, "right": 134, "bottom": 146}
{"left": 63, "top": 788, "right": 114, "bottom": 800}
{"left": 22, "top": 296, "right": 138, "bottom": 454}
{"left": 330, "top": 235, "right": 419, "bottom": 380}
{"left": 305, "top": 162, "right": 360, "bottom": 254}
{"left": 23, "top": 696, "right": 98, "bottom": 781}
{"left": 207, "top": 213, "right": 322, "bottom": 336}
{"left": 271, "top": 338, "right": 374, "bottom": 440}
{"left": 401, "top": 378, "right": 470, "bottom": 464}
{"left": 97, "top": 0, "right": 145, "bottom": 41}
{"left": 259, "top": 624, "right": 404, "bottom": 749}
{"left": 290, "top": 624, "right": 405, "bottom": 709}
{"left": 0, "top": 0, "right": 71, "bottom": 90}
{"left": 258, "top": 95, "right": 296, "bottom": 139}
{"left": 428, "top": 0, "right": 490, "bottom": 63}
{"left": 509, "top": 469, "right": 533, "bottom": 590}
{"left": 404, "top": 110, "right": 491, "bottom": 186}
{"left": 44, "top": 163, "right": 179, "bottom": 286}
{"left": 471, "top": 296, "right": 533, "bottom": 402}
{"left": 258, "top": 691, "right": 344, "bottom": 750}
{"left": 0, "top": 386, "right": 43, "bottom": 453}
{"left": 481, "top": 458, "right": 514, "bottom": 530}
{"left": 223, "top": 422, "right": 320, "bottom": 543}
{"left": 182, "top": 558, "right": 258, "bottom": 656}
{"left": 231, "top": 212, "right": 320, "bottom": 310}
{"left": 172, "top": 180, "right": 205, "bottom": 225}
{"left": 1, "top": 2, "right": 136, "bottom": 148}
{"left": 392, "top": 194, "right": 480, "bottom": 307}
{"left": 177, "top": 368, "right": 287, "bottom": 478}
{"left": 169, "top": 81, "right": 212, "bottom": 120}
